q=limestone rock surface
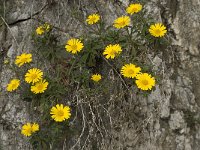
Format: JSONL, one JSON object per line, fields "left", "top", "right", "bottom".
{"left": 0, "top": 0, "right": 200, "bottom": 149}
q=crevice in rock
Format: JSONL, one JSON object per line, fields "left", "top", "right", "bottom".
{"left": 8, "top": 3, "right": 48, "bottom": 26}
{"left": 159, "top": 3, "right": 178, "bottom": 40}
{"left": 0, "top": 2, "right": 49, "bottom": 73}
{"left": 168, "top": 0, "right": 179, "bottom": 20}
{"left": 8, "top": 17, "right": 32, "bottom": 26}
{"left": 0, "top": 24, "right": 9, "bottom": 73}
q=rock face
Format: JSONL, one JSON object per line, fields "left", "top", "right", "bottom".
{"left": 0, "top": 0, "right": 200, "bottom": 149}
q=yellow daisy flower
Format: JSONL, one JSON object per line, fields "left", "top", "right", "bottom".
{"left": 21, "top": 123, "right": 39, "bottom": 137}
{"left": 136, "top": 73, "right": 156, "bottom": 90}
{"left": 43, "top": 23, "right": 50, "bottom": 31}
{"left": 31, "top": 123, "right": 39, "bottom": 132}
{"left": 15, "top": 53, "right": 32, "bottom": 67}
{"left": 103, "top": 44, "right": 122, "bottom": 59}
{"left": 50, "top": 104, "right": 71, "bottom": 122}
{"left": 6, "top": 79, "right": 20, "bottom": 92}
{"left": 25, "top": 68, "right": 43, "bottom": 84}
{"left": 65, "top": 38, "right": 84, "bottom": 54}
{"left": 86, "top": 14, "right": 100, "bottom": 25}
{"left": 113, "top": 16, "right": 131, "bottom": 29}
{"left": 31, "top": 79, "right": 49, "bottom": 94}
{"left": 21, "top": 123, "right": 32, "bottom": 137}
{"left": 36, "top": 23, "right": 50, "bottom": 35}
{"left": 126, "top": 3, "right": 142, "bottom": 15}
{"left": 91, "top": 74, "right": 102, "bottom": 82}
{"left": 149, "top": 23, "right": 167, "bottom": 37}
{"left": 36, "top": 26, "right": 45, "bottom": 35}
{"left": 121, "top": 63, "right": 141, "bottom": 78}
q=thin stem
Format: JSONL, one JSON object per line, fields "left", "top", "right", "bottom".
{"left": 101, "top": 56, "right": 129, "bottom": 91}
{"left": 67, "top": 57, "right": 77, "bottom": 77}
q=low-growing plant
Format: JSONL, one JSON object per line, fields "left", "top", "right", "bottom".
{"left": 4, "top": 1, "right": 169, "bottom": 149}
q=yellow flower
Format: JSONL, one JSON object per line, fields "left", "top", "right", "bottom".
{"left": 36, "top": 23, "right": 50, "bottom": 35}
{"left": 43, "top": 23, "right": 50, "bottom": 31}
{"left": 25, "top": 68, "right": 43, "bottom": 84}
{"left": 6, "top": 79, "right": 20, "bottom": 92}
{"left": 136, "top": 73, "right": 156, "bottom": 90}
{"left": 121, "top": 63, "right": 141, "bottom": 78}
{"left": 65, "top": 38, "right": 84, "bottom": 54}
{"left": 31, "top": 123, "right": 39, "bottom": 132}
{"left": 113, "top": 16, "right": 130, "bottom": 29}
{"left": 86, "top": 14, "right": 100, "bottom": 25}
{"left": 91, "top": 74, "right": 102, "bottom": 82}
{"left": 21, "top": 123, "right": 39, "bottom": 137}
{"left": 126, "top": 3, "right": 142, "bottom": 15}
{"left": 36, "top": 26, "right": 44, "bottom": 35}
{"left": 50, "top": 104, "right": 71, "bottom": 122}
{"left": 31, "top": 79, "right": 49, "bottom": 94}
{"left": 149, "top": 23, "right": 167, "bottom": 37}
{"left": 103, "top": 44, "right": 122, "bottom": 59}
{"left": 21, "top": 123, "right": 32, "bottom": 137}
{"left": 15, "top": 53, "right": 32, "bottom": 67}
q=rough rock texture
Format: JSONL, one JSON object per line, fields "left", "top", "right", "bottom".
{"left": 0, "top": 0, "right": 200, "bottom": 149}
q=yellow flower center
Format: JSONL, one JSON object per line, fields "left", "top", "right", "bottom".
{"left": 131, "top": 7, "right": 137, "bottom": 12}
{"left": 57, "top": 110, "right": 64, "bottom": 117}
{"left": 21, "top": 58, "right": 28, "bottom": 62}
{"left": 27, "top": 128, "right": 32, "bottom": 134}
{"left": 37, "top": 84, "right": 44, "bottom": 91}
{"left": 71, "top": 45, "right": 78, "bottom": 50}
{"left": 128, "top": 69, "right": 134, "bottom": 75}
{"left": 94, "top": 77, "right": 98, "bottom": 80}
{"left": 31, "top": 73, "right": 38, "bottom": 79}
{"left": 119, "top": 21, "right": 126, "bottom": 26}
{"left": 12, "top": 84, "right": 17, "bottom": 88}
{"left": 155, "top": 29, "right": 161, "bottom": 34}
{"left": 142, "top": 79, "right": 149, "bottom": 86}
{"left": 110, "top": 49, "right": 116, "bottom": 55}
{"left": 37, "top": 28, "right": 44, "bottom": 34}
{"left": 90, "top": 17, "right": 96, "bottom": 22}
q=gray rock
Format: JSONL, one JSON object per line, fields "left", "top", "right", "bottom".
{"left": 1, "top": 0, "right": 200, "bottom": 149}
{"left": 169, "top": 111, "right": 185, "bottom": 130}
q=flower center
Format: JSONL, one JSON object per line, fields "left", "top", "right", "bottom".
{"left": 37, "top": 84, "right": 44, "bottom": 91}
{"left": 128, "top": 69, "right": 134, "bottom": 75}
{"left": 31, "top": 73, "right": 38, "bottom": 79}
{"left": 155, "top": 29, "right": 161, "bottom": 34}
{"left": 90, "top": 17, "right": 96, "bottom": 22}
{"left": 21, "top": 58, "right": 28, "bottom": 62}
{"left": 12, "top": 84, "right": 17, "bottom": 88}
{"left": 94, "top": 77, "right": 99, "bottom": 81}
{"left": 119, "top": 21, "right": 126, "bottom": 26}
{"left": 131, "top": 7, "right": 137, "bottom": 12}
{"left": 110, "top": 49, "right": 117, "bottom": 55}
{"left": 71, "top": 44, "right": 78, "bottom": 50}
{"left": 27, "top": 128, "right": 32, "bottom": 134}
{"left": 142, "top": 79, "right": 149, "bottom": 86}
{"left": 38, "top": 28, "right": 44, "bottom": 34}
{"left": 57, "top": 110, "right": 64, "bottom": 117}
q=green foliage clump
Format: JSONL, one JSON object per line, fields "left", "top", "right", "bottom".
{"left": 5, "top": 1, "right": 170, "bottom": 149}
